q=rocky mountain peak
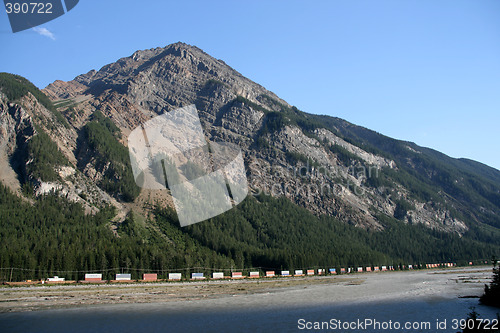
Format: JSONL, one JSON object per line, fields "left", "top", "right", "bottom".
{"left": 6, "top": 43, "right": 495, "bottom": 236}
{"left": 46, "top": 42, "right": 286, "bottom": 113}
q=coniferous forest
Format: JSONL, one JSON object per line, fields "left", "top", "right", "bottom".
{"left": 1, "top": 183, "right": 498, "bottom": 282}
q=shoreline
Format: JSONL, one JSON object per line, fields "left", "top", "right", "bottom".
{"left": 0, "top": 266, "right": 494, "bottom": 313}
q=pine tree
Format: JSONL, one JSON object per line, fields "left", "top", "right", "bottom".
{"left": 480, "top": 261, "right": 500, "bottom": 308}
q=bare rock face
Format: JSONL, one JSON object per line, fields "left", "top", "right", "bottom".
{"left": 0, "top": 90, "right": 122, "bottom": 214}
{"left": 0, "top": 95, "right": 35, "bottom": 156}
{"left": 0, "top": 93, "right": 35, "bottom": 193}
{"left": 44, "top": 80, "right": 87, "bottom": 100}
{"left": 36, "top": 42, "right": 498, "bottom": 235}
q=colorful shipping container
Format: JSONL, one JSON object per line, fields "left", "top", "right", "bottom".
{"left": 191, "top": 273, "right": 205, "bottom": 280}
{"left": 231, "top": 272, "right": 243, "bottom": 278}
{"left": 143, "top": 273, "right": 157, "bottom": 281}
{"left": 249, "top": 271, "right": 259, "bottom": 278}
{"left": 115, "top": 274, "right": 131, "bottom": 281}
{"left": 84, "top": 273, "right": 102, "bottom": 281}
{"left": 266, "top": 271, "right": 275, "bottom": 277}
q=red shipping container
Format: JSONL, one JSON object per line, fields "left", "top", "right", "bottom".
{"left": 143, "top": 273, "right": 157, "bottom": 281}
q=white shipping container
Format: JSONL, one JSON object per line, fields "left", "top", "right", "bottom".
{"left": 212, "top": 272, "right": 224, "bottom": 279}
{"left": 85, "top": 273, "right": 102, "bottom": 280}
{"left": 115, "top": 274, "right": 131, "bottom": 280}
{"left": 249, "top": 271, "right": 259, "bottom": 277}
{"left": 281, "top": 270, "right": 290, "bottom": 276}
{"left": 168, "top": 273, "right": 182, "bottom": 280}
{"left": 294, "top": 270, "right": 303, "bottom": 275}
{"left": 47, "top": 276, "right": 65, "bottom": 282}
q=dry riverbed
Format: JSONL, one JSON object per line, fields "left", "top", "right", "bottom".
{"left": 0, "top": 267, "right": 494, "bottom": 313}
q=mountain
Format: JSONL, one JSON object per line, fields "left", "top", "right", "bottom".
{"left": 0, "top": 43, "right": 499, "bottom": 279}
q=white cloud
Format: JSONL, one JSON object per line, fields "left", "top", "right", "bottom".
{"left": 33, "top": 27, "right": 55, "bottom": 40}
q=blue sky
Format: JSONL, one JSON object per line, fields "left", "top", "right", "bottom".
{"left": 1, "top": 0, "right": 500, "bottom": 170}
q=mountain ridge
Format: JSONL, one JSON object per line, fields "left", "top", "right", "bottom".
{"left": 2, "top": 42, "right": 500, "bottom": 241}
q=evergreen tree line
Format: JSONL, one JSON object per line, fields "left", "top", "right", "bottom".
{"left": 182, "top": 194, "right": 499, "bottom": 271}
{"left": 2, "top": 183, "right": 498, "bottom": 282}
{"left": 0, "top": 184, "right": 233, "bottom": 281}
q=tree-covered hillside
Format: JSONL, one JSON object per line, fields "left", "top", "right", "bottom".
{"left": 0, "top": 184, "right": 233, "bottom": 281}
{"left": 1, "top": 183, "right": 497, "bottom": 281}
